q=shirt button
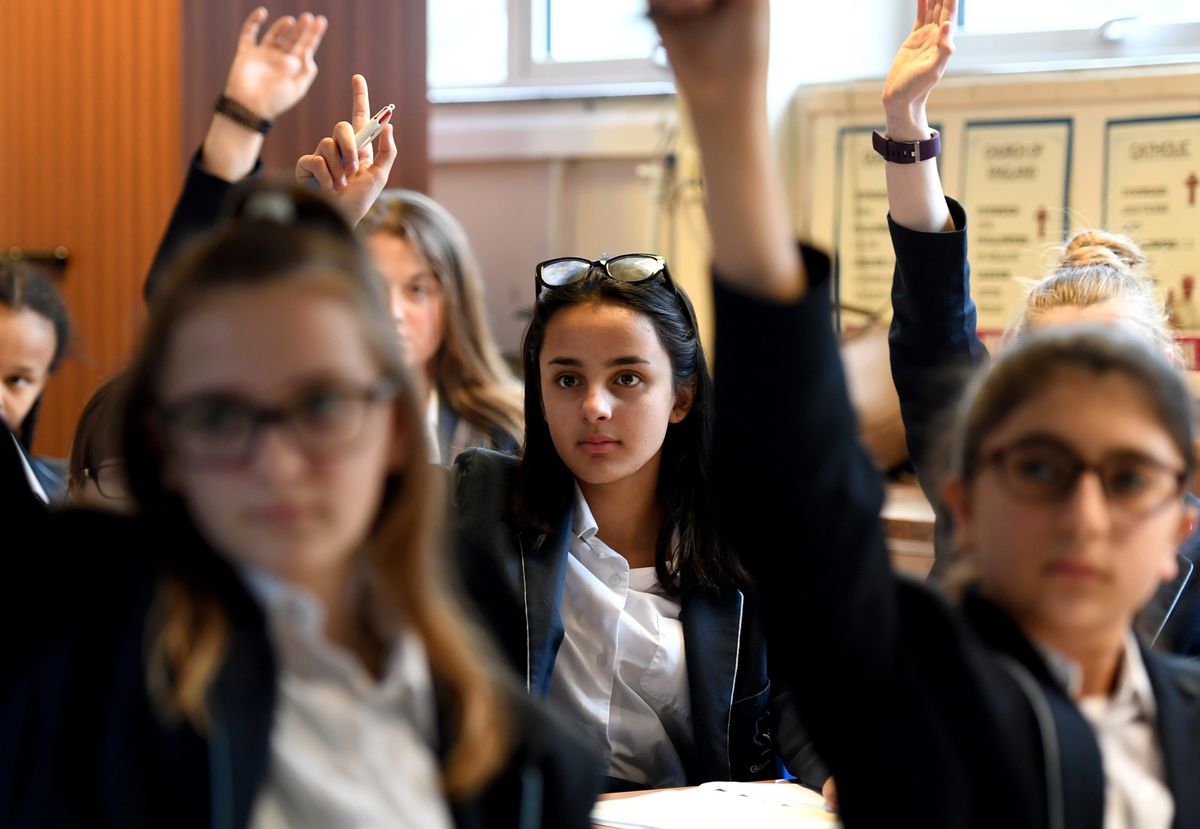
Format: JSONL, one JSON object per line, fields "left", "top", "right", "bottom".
{"left": 608, "top": 573, "right": 624, "bottom": 587}
{"left": 596, "top": 651, "right": 608, "bottom": 667}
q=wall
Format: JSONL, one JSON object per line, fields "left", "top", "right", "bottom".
{"left": 430, "top": 0, "right": 912, "bottom": 359}
{"left": 430, "top": 96, "right": 679, "bottom": 356}
{"left": 0, "top": 0, "right": 181, "bottom": 458}
{"left": 0, "top": 0, "right": 430, "bottom": 459}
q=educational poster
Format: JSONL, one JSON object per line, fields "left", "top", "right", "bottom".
{"left": 1104, "top": 115, "right": 1200, "bottom": 364}
{"left": 833, "top": 126, "right": 894, "bottom": 328}
{"left": 960, "top": 119, "right": 1073, "bottom": 335}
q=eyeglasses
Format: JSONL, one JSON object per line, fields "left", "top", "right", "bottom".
{"left": 535, "top": 254, "right": 671, "bottom": 299}
{"left": 535, "top": 253, "right": 699, "bottom": 335}
{"left": 981, "top": 436, "right": 1188, "bottom": 520}
{"left": 157, "top": 381, "right": 396, "bottom": 468}
{"left": 81, "top": 460, "right": 128, "bottom": 500}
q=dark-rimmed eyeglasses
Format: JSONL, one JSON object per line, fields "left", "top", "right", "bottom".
{"left": 535, "top": 254, "right": 671, "bottom": 299}
{"left": 157, "top": 381, "right": 397, "bottom": 468}
{"left": 81, "top": 460, "right": 127, "bottom": 500}
{"left": 981, "top": 436, "right": 1188, "bottom": 521}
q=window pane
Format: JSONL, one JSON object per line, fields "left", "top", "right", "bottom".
{"left": 429, "top": 0, "right": 508, "bottom": 87}
{"left": 542, "top": 0, "right": 659, "bottom": 63}
{"left": 964, "top": 0, "right": 1200, "bottom": 33}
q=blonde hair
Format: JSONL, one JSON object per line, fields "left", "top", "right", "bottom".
{"left": 124, "top": 182, "right": 511, "bottom": 795}
{"left": 359, "top": 191, "right": 523, "bottom": 447}
{"left": 1005, "top": 229, "right": 1181, "bottom": 365}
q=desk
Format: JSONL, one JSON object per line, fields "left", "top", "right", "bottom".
{"left": 593, "top": 780, "right": 839, "bottom": 828}
{"left": 882, "top": 482, "right": 936, "bottom": 578}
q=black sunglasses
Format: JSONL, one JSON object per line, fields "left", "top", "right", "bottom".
{"left": 535, "top": 254, "right": 671, "bottom": 299}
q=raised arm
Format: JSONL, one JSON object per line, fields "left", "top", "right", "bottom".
{"left": 650, "top": 0, "right": 804, "bottom": 303}
{"left": 295, "top": 74, "right": 397, "bottom": 226}
{"left": 202, "top": 8, "right": 327, "bottom": 181}
{"left": 145, "top": 9, "right": 327, "bottom": 299}
{"left": 883, "top": 0, "right": 955, "bottom": 233}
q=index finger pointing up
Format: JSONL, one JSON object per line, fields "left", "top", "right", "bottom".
{"left": 351, "top": 74, "right": 371, "bottom": 132}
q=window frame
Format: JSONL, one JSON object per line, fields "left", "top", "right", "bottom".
{"left": 429, "top": 0, "right": 675, "bottom": 103}
{"left": 953, "top": 4, "right": 1200, "bottom": 73}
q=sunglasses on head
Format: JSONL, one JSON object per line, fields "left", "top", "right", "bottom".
{"left": 535, "top": 253, "right": 671, "bottom": 299}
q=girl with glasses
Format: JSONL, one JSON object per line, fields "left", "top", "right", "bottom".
{"left": 0, "top": 181, "right": 600, "bottom": 827}
{"left": 67, "top": 372, "right": 132, "bottom": 512}
{"left": 881, "top": 0, "right": 1200, "bottom": 655}
{"left": 651, "top": 0, "right": 1200, "bottom": 825}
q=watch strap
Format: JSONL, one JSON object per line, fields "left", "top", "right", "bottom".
{"left": 872, "top": 129, "right": 941, "bottom": 164}
{"left": 214, "top": 94, "right": 274, "bottom": 136}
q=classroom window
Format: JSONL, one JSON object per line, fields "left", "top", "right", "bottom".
{"left": 429, "top": 0, "right": 671, "bottom": 101}
{"left": 956, "top": 0, "right": 1200, "bottom": 69}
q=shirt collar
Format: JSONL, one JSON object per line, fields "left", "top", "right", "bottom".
{"left": 12, "top": 434, "right": 48, "bottom": 504}
{"left": 572, "top": 482, "right": 600, "bottom": 544}
{"left": 1038, "top": 632, "right": 1157, "bottom": 718}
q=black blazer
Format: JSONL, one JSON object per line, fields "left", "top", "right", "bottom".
{"left": 710, "top": 260, "right": 1200, "bottom": 828}
{"left": 450, "top": 448, "right": 826, "bottom": 789}
{"left": 888, "top": 197, "right": 1200, "bottom": 657}
{"left": 0, "top": 495, "right": 602, "bottom": 828}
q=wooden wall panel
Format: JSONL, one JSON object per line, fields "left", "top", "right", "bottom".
{"left": 181, "top": 0, "right": 428, "bottom": 191}
{"left": 0, "top": 0, "right": 182, "bottom": 458}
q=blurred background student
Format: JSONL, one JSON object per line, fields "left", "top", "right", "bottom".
{"left": 0, "top": 261, "right": 72, "bottom": 503}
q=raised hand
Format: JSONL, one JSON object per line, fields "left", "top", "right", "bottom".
{"left": 648, "top": 0, "right": 768, "bottom": 115}
{"left": 883, "top": 0, "right": 956, "bottom": 137}
{"left": 223, "top": 7, "right": 328, "bottom": 119}
{"left": 295, "top": 74, "right": 397, "bottom": 226}
{"left": 649, "top": 0, "right": 804, "bottom": 302}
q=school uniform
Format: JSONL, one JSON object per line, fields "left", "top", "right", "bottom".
{"left": 0, "top": 481, "right": 602, "bottom": 827}
{"left": 888, "top": 197, "right": 1200, "bottom": 656}
{"left": 710, "top": 252, "right": 1200, "bottom": 828}
{"left": 450, "top": 448, "right": 827, "bottom": 791}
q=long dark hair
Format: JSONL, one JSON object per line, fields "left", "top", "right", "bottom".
{"left": 0, "top": 262, "right": 72, "bottom": 447}
{"left": 514, "top": 267, "right": 745, "bottom": 593}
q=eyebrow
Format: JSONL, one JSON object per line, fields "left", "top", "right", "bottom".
{"left": 547, "top": 356, "right": 651, "bottom": 368}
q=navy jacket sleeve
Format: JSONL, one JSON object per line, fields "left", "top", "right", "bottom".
{"left": 710, "top": 254, "right": 1048, "bottom": 827}
{"left": 887, "top": 197, "right": 988, "bottom": 498}
{"left": 143, "top": 150, "right": 260, "bottom": 302}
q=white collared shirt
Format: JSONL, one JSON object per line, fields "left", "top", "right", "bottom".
{"left": 426, "top": 388, "right": 442, "bottom": 464}
{"left": 11, "top": 434, "right": 48, "bottom": 503}
{"left": 548, "top": 485, "right": 693, "bottom": 788}
{"left": 242, "top": 569, "right": 453, "bottom": 829}
{"left": 1043, "top": 634, "right": 1173, "bottom": 829}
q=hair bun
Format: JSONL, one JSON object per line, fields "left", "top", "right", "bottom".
{"left": 1059, "top": 230, "right": 1147, "bottom": 273}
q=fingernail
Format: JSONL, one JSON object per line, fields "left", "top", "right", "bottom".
{"left": 337, "top": 175, "right": 348, "bottom": 189}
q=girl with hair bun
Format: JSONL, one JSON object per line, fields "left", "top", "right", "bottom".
{"left": 648, "top": 2, "right": 1200, "bottom": 824}
{"left": 882, "top": 0, "right": 1200, "bottom": 656}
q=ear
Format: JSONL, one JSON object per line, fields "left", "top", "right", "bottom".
{"left": 942, "top": 476, "right": 975, "bottom": 556}
{"left": 1165, "top": 501, "right": 1199, "bottom": 581}
{"left": 669, "top": 379, "right": 696, "bottom": 424}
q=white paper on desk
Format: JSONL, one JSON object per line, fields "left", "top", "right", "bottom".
{"left": 590, "top": 781, "right": 840, "bottom": 828}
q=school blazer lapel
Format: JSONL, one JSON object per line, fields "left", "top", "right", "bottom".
{"left": 519, "top": 517, "right": 574, "bottom": 696}
{"left": 681, "top": 587, "right": 744, "bottom": 781}
{"left": 1142, "top": 648, "right": 1200, "bottom": 828}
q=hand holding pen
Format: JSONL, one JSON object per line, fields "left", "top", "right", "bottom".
{"left": 295, "top": 73, "right": 398, "bottom": 225}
